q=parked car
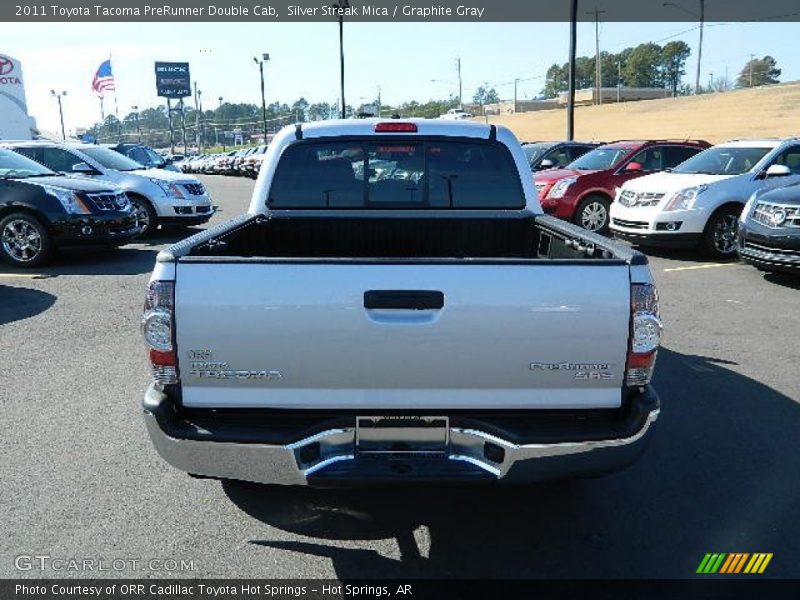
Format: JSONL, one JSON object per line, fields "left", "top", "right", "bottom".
{"left": 738, "top": 180, "right": 800, "bottom": 274}
{"left": 107, "top": 143, "right": 181, "bottom": 172}
{"left": 0, "top": 147, "right": 139, "bottom": 267}
{"left": 522, "top": 141, "right": 602, "bottom": 172}
{"left": 611, "top": 138, "right": 800, "bottom": 258}
{"left": 240, "top": 145, "right": 268, "bottom": 178}
{"left": 142, "top": 119, "right": 662, "bottom": 487}
{"left": 5, "top": 141, "right": 214, "bottom": 237}
{"left": 439, "top": 108, "right": 473, "bottom": 120}
{"left": 535, "top": 140, "right": 710, "bottom": 232}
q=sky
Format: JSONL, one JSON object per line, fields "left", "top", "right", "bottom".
{"left": 4, "top": 20, "right": 800, "bottom": 135}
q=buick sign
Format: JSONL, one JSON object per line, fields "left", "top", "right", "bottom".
{"left": 154, "top": 62, "right": 191, "bottom": 98}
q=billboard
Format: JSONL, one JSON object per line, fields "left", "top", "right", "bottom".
{"left": 154, "top": 62, "right": 190, "bottom": 98}
{"left": 0, "top": 53, "right": 35, "bottom": 140}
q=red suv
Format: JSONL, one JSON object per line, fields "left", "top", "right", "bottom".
{"left": 534, "top": 140, "right": 710, "bottom": 232}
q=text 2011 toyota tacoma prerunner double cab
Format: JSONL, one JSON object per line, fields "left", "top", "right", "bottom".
{"left": 141, "top": 120, "right": 663, "bottom": 486}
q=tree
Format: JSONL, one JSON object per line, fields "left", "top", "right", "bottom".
{"left": 661, "top": 41, "right": 691, "bottom": 96}
{"left": 624, "top": 43, "right": 664, "bottom": 88}
{"left": 737, "top": 56, "right": 781, "bottom": 88}
{"left": 472, "top": 86, "right": 500, "bottom": 106}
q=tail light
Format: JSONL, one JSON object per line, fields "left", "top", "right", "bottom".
{"left": 142, "top": 280, "right": 179, "bottom": 385}
{"left": 626, "top": 283, "right": 662, "bottom": 387}
{"left": 375, "top": 122, "right": 417, "bottom": 133}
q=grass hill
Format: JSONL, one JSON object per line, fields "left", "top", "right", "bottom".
{"left": 488, "top": 82, "right": 800, "bottom": 144}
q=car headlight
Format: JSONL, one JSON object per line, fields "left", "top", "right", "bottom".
{"left": 740, "top": 189, "right": 764, "bottom": 224}
{"left": 548, "top": 176, "right": 577, "bottom": 199}
{"left": 664, "top": 185, "right": 707, "bottom": 211}
{"left": 149, "top": 178, "right": 185, "bottom": 199}
{"left": 41, "top": 185, "right": 91, "bottom": 214}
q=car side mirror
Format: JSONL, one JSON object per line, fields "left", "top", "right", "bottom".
{"left": 163, "top": 157, "right": 173, "bottom": 165}
{"left": 538, "top": 159, "right": 555, "bottom": 170}
{"left": 72, "top": 162, "right": 96, "bottom": 175}
{"left": 765, "top": 164, "right": 792, "bottom": 178}
{"left": 624, "top": 162, "right": 644, "bottom": 172}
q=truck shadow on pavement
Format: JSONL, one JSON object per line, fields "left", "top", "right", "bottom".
{"left": 0, "top": 285, "right": 57, "bottom": 325}
{"left": 223, "top": 347, "right": 800, "bottom": 579}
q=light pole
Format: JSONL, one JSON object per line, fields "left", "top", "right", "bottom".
{"left": 587, "top": 8, "right": 606, "bottom": 105}
{"left": 218, "top": 96, "right": 225, "bottom": 151}
{"left": 514, "top": 78, "right": 519, "bottom": 113}
{"left": 51, "top": 90, "right": 67, "bottom": 141}
{"left": 332, "top": 0, "right": 350, "bottom": 118}
{"left": 197, "top": 89, "right": 204, "bottom": 151}
{"left": 456, "top": 57, "right": 462, "bottom": 108}
{"left": 566, "top": 0, "right": 577, "bottom": 140}
{"left": 663, "top": 0, "right": 705, "bottom": 94}
{"left": 131, "top": 105, "right": 141, "bottom": 142}
{"left": 253, "top": 53, "right": 270, "bottom": 142}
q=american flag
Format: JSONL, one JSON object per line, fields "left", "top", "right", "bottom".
{"left": 91, "top": 59, "right": 115, "bottom": 93}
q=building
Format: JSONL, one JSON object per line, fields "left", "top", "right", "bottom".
{"left": 558, "top": 87, "right": 670, "bottom": 106}
{"left": 0, "top": 54, "right": 36, "bottom": 140}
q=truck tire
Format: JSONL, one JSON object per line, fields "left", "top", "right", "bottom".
{"left": 701, "top": 204, "right": 741, "bottom": 260}
{"left": 0, "top": 212, "right": 52, "bottom": 267}
{"left": 574, "top": 195, "right": 610, "bottom": 233}
{"left": 129, "top": 195, "right": 158, "bottom": 238}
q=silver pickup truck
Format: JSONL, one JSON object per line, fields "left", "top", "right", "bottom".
{"left": 141, "top": 119, "right": 662, "bottom": 486}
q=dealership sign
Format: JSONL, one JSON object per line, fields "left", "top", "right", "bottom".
{"left": 154, "top": 62, "right": 190, "bottom": 98}
{"left": 0, "top": 53, "right": 34, "bottom": 139}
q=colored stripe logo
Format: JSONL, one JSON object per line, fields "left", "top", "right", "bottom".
{"left": 697, "top": 553, "right": 773, "bottom": 574}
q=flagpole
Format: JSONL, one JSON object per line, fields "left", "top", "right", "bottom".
{"left": 110, "top": 54, "right": 121, "bottom": 141}
{"left": 99, "top": 94, "right": 105, "bottom": 121}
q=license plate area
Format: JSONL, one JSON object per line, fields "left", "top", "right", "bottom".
{"left": 356, "top": 416, "right": 449, "bottom": 454}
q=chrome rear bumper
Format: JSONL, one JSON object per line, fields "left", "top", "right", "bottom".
{"left": 143, "top": 384, "right": 659, "bottom": 485}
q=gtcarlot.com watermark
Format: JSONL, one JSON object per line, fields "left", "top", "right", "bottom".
{"left": 14, "top": 555, "right": 196, "bottom": 573}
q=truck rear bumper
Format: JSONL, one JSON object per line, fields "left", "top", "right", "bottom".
{"left": 143, "top": 384, "right": 659, "bottom": 486}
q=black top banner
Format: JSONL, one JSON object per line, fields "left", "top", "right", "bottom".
{"left": 6, "top": 0, "right": 800, "bottom": 22}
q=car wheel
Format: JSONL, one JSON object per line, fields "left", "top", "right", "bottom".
{"left": 701, "top": 205, "right": 741, "bottom": 260}
{"left": 0, "top": 212, "right": 52, "bottom": 267}
{"left": 129, "top": 195, "right": 157, "bottom": 238}
{"left": 575, "top": 195, "right": 610, "bottom": 233}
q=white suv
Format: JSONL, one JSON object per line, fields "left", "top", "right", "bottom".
{"left": 7, "top": 141, "right": 214, "bottom": 237}
{"left": 610, "top": 139, "right": 800, "bottom": 258}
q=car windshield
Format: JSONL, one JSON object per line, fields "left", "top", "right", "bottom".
{"left": 143, "top": 147, "right": 166, "bottom": 164}
{"left": 0, "top": 148, "right": 57, "bottom": 178}
{"left": 522, "top": 143, "right": 555, "bottom": 165}
{"left": 80, "top": 146, "right": 143, "bottom": 171}
{"left": 568, "top": 147, "right": 631, "bottom": 171}
{"left": 672, "top": 146, "right": 773, "bottom": 175}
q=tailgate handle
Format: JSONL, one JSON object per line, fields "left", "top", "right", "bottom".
{"left": 364, "top": 290, "right": 444, "bottom": 310}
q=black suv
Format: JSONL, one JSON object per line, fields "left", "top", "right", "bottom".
{"left": 0, "top": 147, "right": 140, "bottom": 267}
{"left": 522, "top": 141, "right": 602, "bottom": 172}
{"left": 107, "top": 143, "right": 180, "bottom": 172}
{"left": 738, "top": 181, "right": 800, "bottom": 275}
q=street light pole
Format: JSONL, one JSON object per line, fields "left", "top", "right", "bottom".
{"left": 566, "top": 0, "right": 577, "bottom": 141}
{"left": 456, "top": 57, "right": 462, "bottom": 108}
{"left": 51, "top": 90, "right": 67, "bottom": 141}
{"left": 131, "top": 105, "right": 141, "bottom": 142}
{"left": 219, "top": 96, "right": 225, "bottom": 151}
{"left": 587, "top": 7, "right": 606, "bottom": 105}
{"left": 514, "top": 78, "right": 519, "bottom": 113}
{"left": 332, "top": 0, "right": 350, "bottom": 118}
{"left": 254, "top": 53, "right": 270, "bottom": 142}
{"left": 663, "top": 1, "right": 704, "bottom": 94}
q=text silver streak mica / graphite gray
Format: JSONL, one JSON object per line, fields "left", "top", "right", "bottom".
{"left": 142, "top": 119, "right": 663, "bottom": 485}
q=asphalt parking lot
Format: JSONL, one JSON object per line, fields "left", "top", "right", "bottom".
{"left": 2, "top": 174, "right": 799, "bottom": 579}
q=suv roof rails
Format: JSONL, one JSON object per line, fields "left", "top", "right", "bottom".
{"left": 604, "top": 139, "right": 709, "bottom": 145}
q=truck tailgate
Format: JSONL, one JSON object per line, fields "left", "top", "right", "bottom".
{"left": 175, "top": 261, "right": 631, "bottom": 409}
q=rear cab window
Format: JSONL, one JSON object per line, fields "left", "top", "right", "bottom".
{"left": 267, "top": 139, "right": 525, "bottom": 209}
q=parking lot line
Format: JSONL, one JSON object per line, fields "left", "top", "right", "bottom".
{"left": 663, "top": 264, "right": 739, "bottom": 273}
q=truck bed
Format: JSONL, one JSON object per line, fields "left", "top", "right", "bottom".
{"left": 162, "top": 211, "right": 645, "bottom": 263}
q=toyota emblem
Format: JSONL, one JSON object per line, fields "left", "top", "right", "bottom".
{"left": 0, "top": 56, "right": 14, "bottom": 76}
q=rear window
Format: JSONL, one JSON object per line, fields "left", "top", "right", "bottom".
{"left": 267, "top": 140, "right": 525, "bottom": 209}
